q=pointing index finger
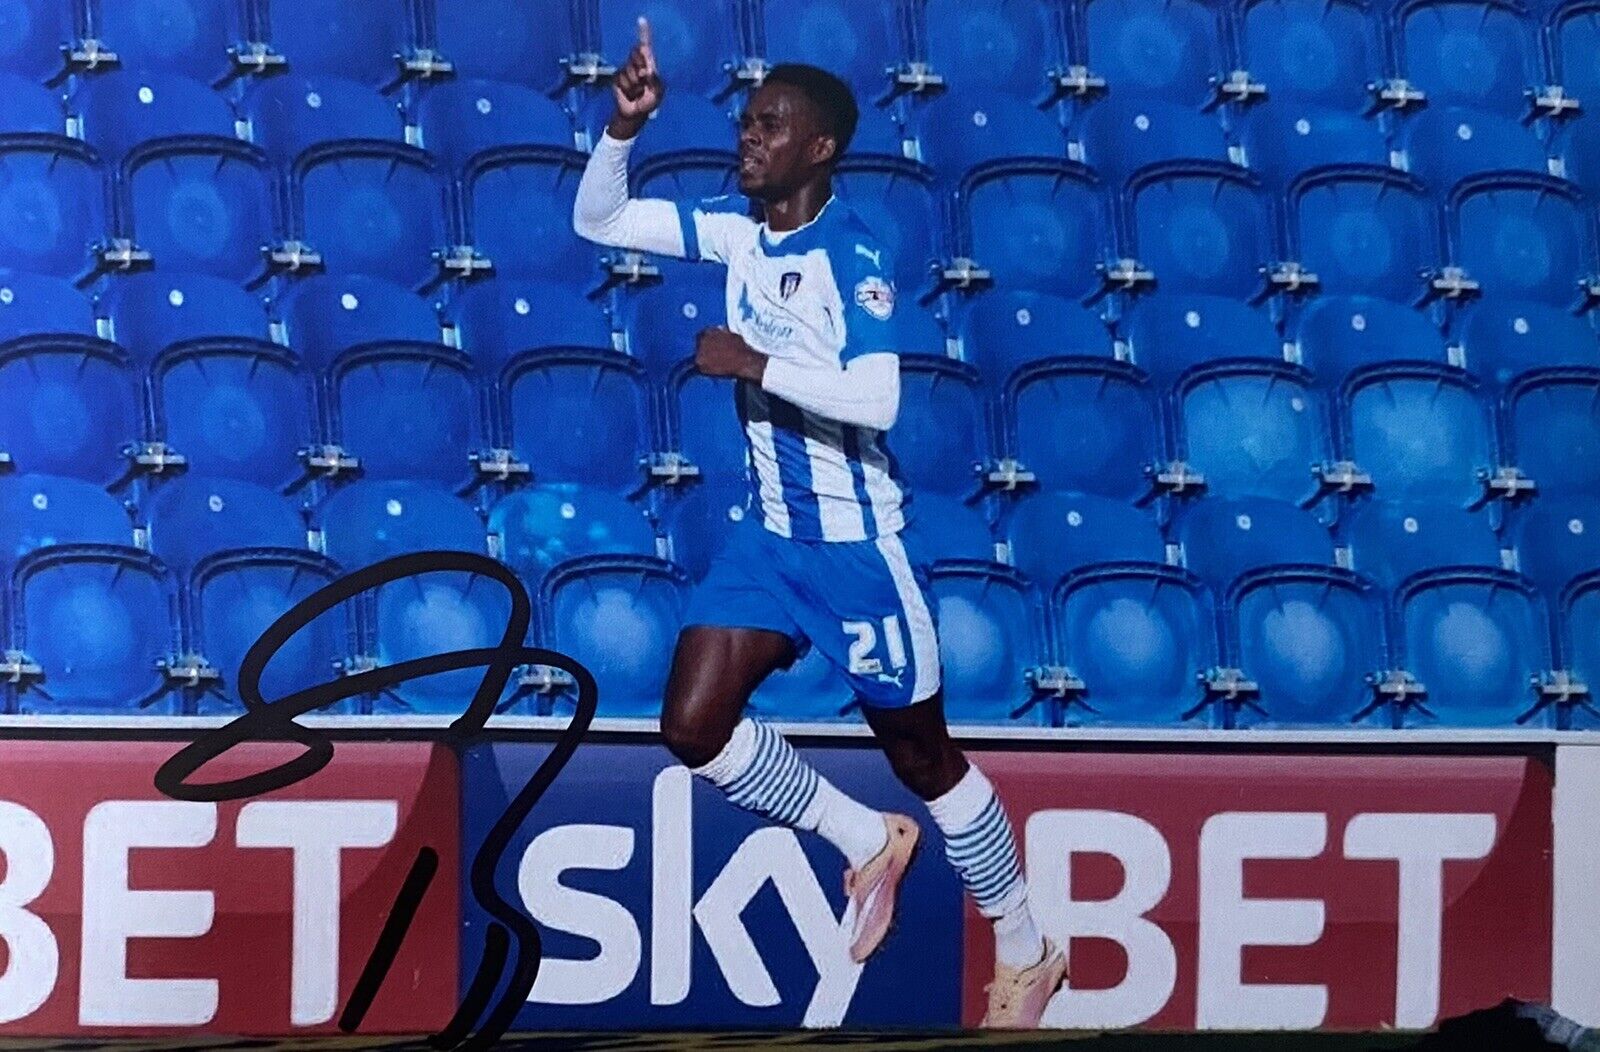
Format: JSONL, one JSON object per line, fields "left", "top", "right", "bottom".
{"left": 637, "top": 16, "right": 657, "bottom": 76}
{"left": 637, "top": 15, "right": 651, "bottom": 48}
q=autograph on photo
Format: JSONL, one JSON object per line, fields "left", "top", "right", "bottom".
{"left": 150, "top": 551, "right": 596, "bottom": 1051}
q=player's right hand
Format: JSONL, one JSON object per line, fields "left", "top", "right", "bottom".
{"left": 610, "top": 16, "right": 664, "bottom": 136}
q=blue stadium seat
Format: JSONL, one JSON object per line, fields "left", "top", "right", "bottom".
{"left": 1504, "top": 366, "right": 1600, "bottom": 497}
{"left": 1126, "top": 161, "right": 1276, "bottom": 298}
{"left": 1511, "top": 497, "right": 1600, "bottom": 598}
{"left": 832, "top": 159, "right": 940, "bottom": 289}
{"left": 1399, "top": 106, "right": 1550, "bottom": 189}
{"left": 0, "top": 0, "right": 72, "bottom": 82}
{"left": 848, "top": 105, "right": 909, "bottom": 159}
{"left": 1051, "top": 560, "right": 1220, "bottom": 725}
{"left": 9, "top": 544, "right": 181, "bottom": 713}
{"left": 1236, "top": 0, "right": 1384, "bottom": 111}
{"left": 1079, "top": 0, "right": 1227, "bottom": 105}
{"left": 112, "top": 275, "right": 313, "bottom": 490}
{"left": 1122, "top": 293, "right": 1283, "bottom": 385}
{"left": 431, "top": 0, "right": 578, "bottom": 94}
{"left": 459, "top": 123, "right": 591, "bottom": 285}
{"left": 0, "top": 274, "right": 138, "bottom": 485}
{"left": 280, "top": 275, "right": 479, "bottom": 486}
{"left": 916, "top": 89, "right": 1069, "bottom": 175}
{"left": 1296, "top": 295, "right": 1450, "bottom": 381}
{"left": 319, "top": 480, "right": 512, "bottom": 713}
{"left": 73, "top": 71, "right": 236, "bottom": 160}
{"left": 1004, "top": 490, "right": 1165, "bottom": 591}
{"left": 102, "top": 271, "right": 271, "bottom": 363}
{"left": 1550, "top": 2, "right": 1600, "bottom": 108}
{"left": 0, "top": 132, "right": 109, "bottom": 278}
{"left": 496, "top": 346, "right": 653, "bottom": 494}
{"left": 623, "top": 95, "right": 741, "bottom": 202}
{"left": 120, "top": 138, "right": 282, "bottom": 283}
{"left": 0, "top": 72, "right": 62, "bottom": 132}
{"left": 292, "top": 141, "right": 452, "bottom": 290}
{"left": 260, "top": 0, "right": 424, "bottom": 89}
{"left": 1393, "top": 0, "right": 1540, "bottom": 117}
{"left": 594, "top": 0, "right": 746, "bottom": 99}
{"left": 930, "top": 561, "right": 1051, "bottom": 723}
{"left": 243, "top": 75, "right": 405, "bottom": 163}
{"left": 894, "top": 356, "right": 987, "bottom": 497}
{"left": 917, "top": 93, "right": 1108, "bottom": 298}
{"left": 1229, "top": 564, "right": 1388, "bottom": 727}
{"left": 749, "top": 643, "right": 856, "bottom": 723}
{"left": 92, "top": 0, "right": 250, "bottom": 81}
{"left": 1552, "top": 114, "right": 1600, "bottom": 198}
{"left": 760, "top": 0, "right": 904, "bottom": 103}
{"left": 0, "top": 473, "right": 129, "bottom": 561}
{"left": 622, "top": 269, "right": 725, "bottom": 373}
{"left": 960, "top": 290, "right": 1112, "bottom": 384}
{"left": 146, "top": 476, "right": 304, "bottom": 572}
{"left": 1288, "top": 166, "right": 1441, "bottom": 302}
{"left": 1003, "top": 357, "right": 1164, "bottom": 500}
{"left": 1076, "top": 98, "right": 1233, "bottom": 187}
{"left": 278, "top": 274, "right": 440, "bottom": 369}
{"left": 1344, "top": 498, "right": 1503, "bottom": 587}
{"left": 1174, "top": 359, "right": 1333, "bottom": 507}
{"left": 187, "top": 546, "right": 351, "bottom": 714}
{"left": 1240, "top": 107, "right": 1391, "bottom": 190}
{"left": 1393, "top": 564, "right": 1550, "bottom": 725}
{"left": 542, "top": 554, "right": 688, "bottom": 717}
{"left": 668, "top": 364, "right": 746, "bottom": 482}
{"left": 447, "top": 277, "right": 614, "bottom": 370}
{"left": 1176, "top": 496, "right": 1335, "bottom": 589}
{"left": 889, "top": 299, "right": 947, "bottom": 359}
{"left": 1460, "top": 298, "right": 1596, "bottom": 386}
{"left": 922, "top": 0, "right": 1064, "bottom": 100}
{"left": 906, "top": 492, "right": 996, "bottom": 564}
{"left": 1448, "top": 173, "right": 1595, "bottom": 306}
{"left": 491, "top": 482, "right": 657, "bottom": 583}
{"left": 660, "top": 480, "right": 750, "bottom": 581}
{"left": 1339, "top": 363, "right": 1498, "bottom": 505}
{"left": 415, "top": 79, "right": 575, "bottom": 170}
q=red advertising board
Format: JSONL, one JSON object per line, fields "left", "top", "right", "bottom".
{"left": 0, "top": 740, "right": 457, "bottom": 1036}
{"left": 963, "top": 752, "right": 1552, "bottom": 1031}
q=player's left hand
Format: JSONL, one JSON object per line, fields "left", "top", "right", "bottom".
{"left": 695, "top": 326, "right": 766, "bottom": 382}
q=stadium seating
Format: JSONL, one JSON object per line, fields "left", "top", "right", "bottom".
{"left": 921, "top": 0, "right": 1064, "bottom": 100}
{"left": 243, "top": 76, "right": 407, "bottom": 163}
{"left": 0, "top": 273, "right": 139, "bottom": 486}
{"left": 431, "top": 0, "right": 579, "bottom": 94}
{"left": 91, "top": 0, "right": 251, "bottom": 82}
{"left": 0, "top": 0, "right": 74, "bottom": 82}
{"left": 1235, "top": 0, "right": 1382, "bottom": 112}
{"left": 759, "top": 0, "right": 904, "bottom": 103}
{"left": 319, "top": 480, "right": 511, "bottom": 714}
{"left": 9, "top": 0, "right": 1600, "bottom": 728}
{"left": 1392, "top": 0, "right": 1541, "bottom": 118}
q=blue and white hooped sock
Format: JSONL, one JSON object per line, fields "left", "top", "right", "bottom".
{"left": 927, "top": 763, "right": 1045, "bottom": 970}
{"left": 691, "top": 717, "right": 888, "bottom": 869}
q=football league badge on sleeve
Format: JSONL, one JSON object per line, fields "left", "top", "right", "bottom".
{"left": 855, "top": 274, "right": 895, "bottom": 320}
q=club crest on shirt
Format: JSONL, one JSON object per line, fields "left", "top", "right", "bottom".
{"left": 854, "top": 274, "right": 895, "bottom": 321}
{"left": 780, "top": 271, "right": 802, "bottom": 300}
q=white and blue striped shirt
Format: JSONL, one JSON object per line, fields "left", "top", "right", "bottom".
{"left": 680, "top": 194, "right": 909, "bottom": 543}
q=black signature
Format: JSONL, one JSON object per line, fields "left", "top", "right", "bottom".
{"left": 151, "top": 551, "right": 597, "bottom": 1051}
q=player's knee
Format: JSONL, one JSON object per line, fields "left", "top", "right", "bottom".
{"left": 660, "top": 691, "right": 731, "bottom": 769}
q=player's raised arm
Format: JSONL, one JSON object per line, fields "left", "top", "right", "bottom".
{"left": 570, "top": 16, "right": 684, "bottom": 255}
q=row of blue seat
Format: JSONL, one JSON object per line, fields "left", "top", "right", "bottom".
{"left": 3, "top": 268, "right": 1597, "bottom": 512}
{"left": 3, "top": 470, "right": 1597, "bottom": 728}
{"left": 5, "top": 0, "right": 1597, "bottom": 114}
{"left": 10, "top": 90, "right": 1600, "bottom": 323}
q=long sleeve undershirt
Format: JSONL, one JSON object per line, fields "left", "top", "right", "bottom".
{"left": 573, "top": 131, "right": 900, "bottom": 433}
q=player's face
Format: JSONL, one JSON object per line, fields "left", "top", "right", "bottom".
{"left": 737, "top": 82, "right": 830, "bottom": 199}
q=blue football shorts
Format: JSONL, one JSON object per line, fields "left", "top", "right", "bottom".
{"left": 682, "top": 519, "right": 943, "bottom": 709}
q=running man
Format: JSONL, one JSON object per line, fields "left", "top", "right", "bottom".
{"left": 572, "top": 18, "right": 1067, "bottom": 1027}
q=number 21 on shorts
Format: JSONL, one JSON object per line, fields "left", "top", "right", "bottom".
{"left": 843, "top": 616, "right": 908, "bottom": 677}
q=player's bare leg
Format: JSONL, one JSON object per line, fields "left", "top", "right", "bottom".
{"left": 662, "top": 626, "right": 909, "bottom": 962}
{"left": 865, "top": 693, "right": 1067, "bottom": 1027}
